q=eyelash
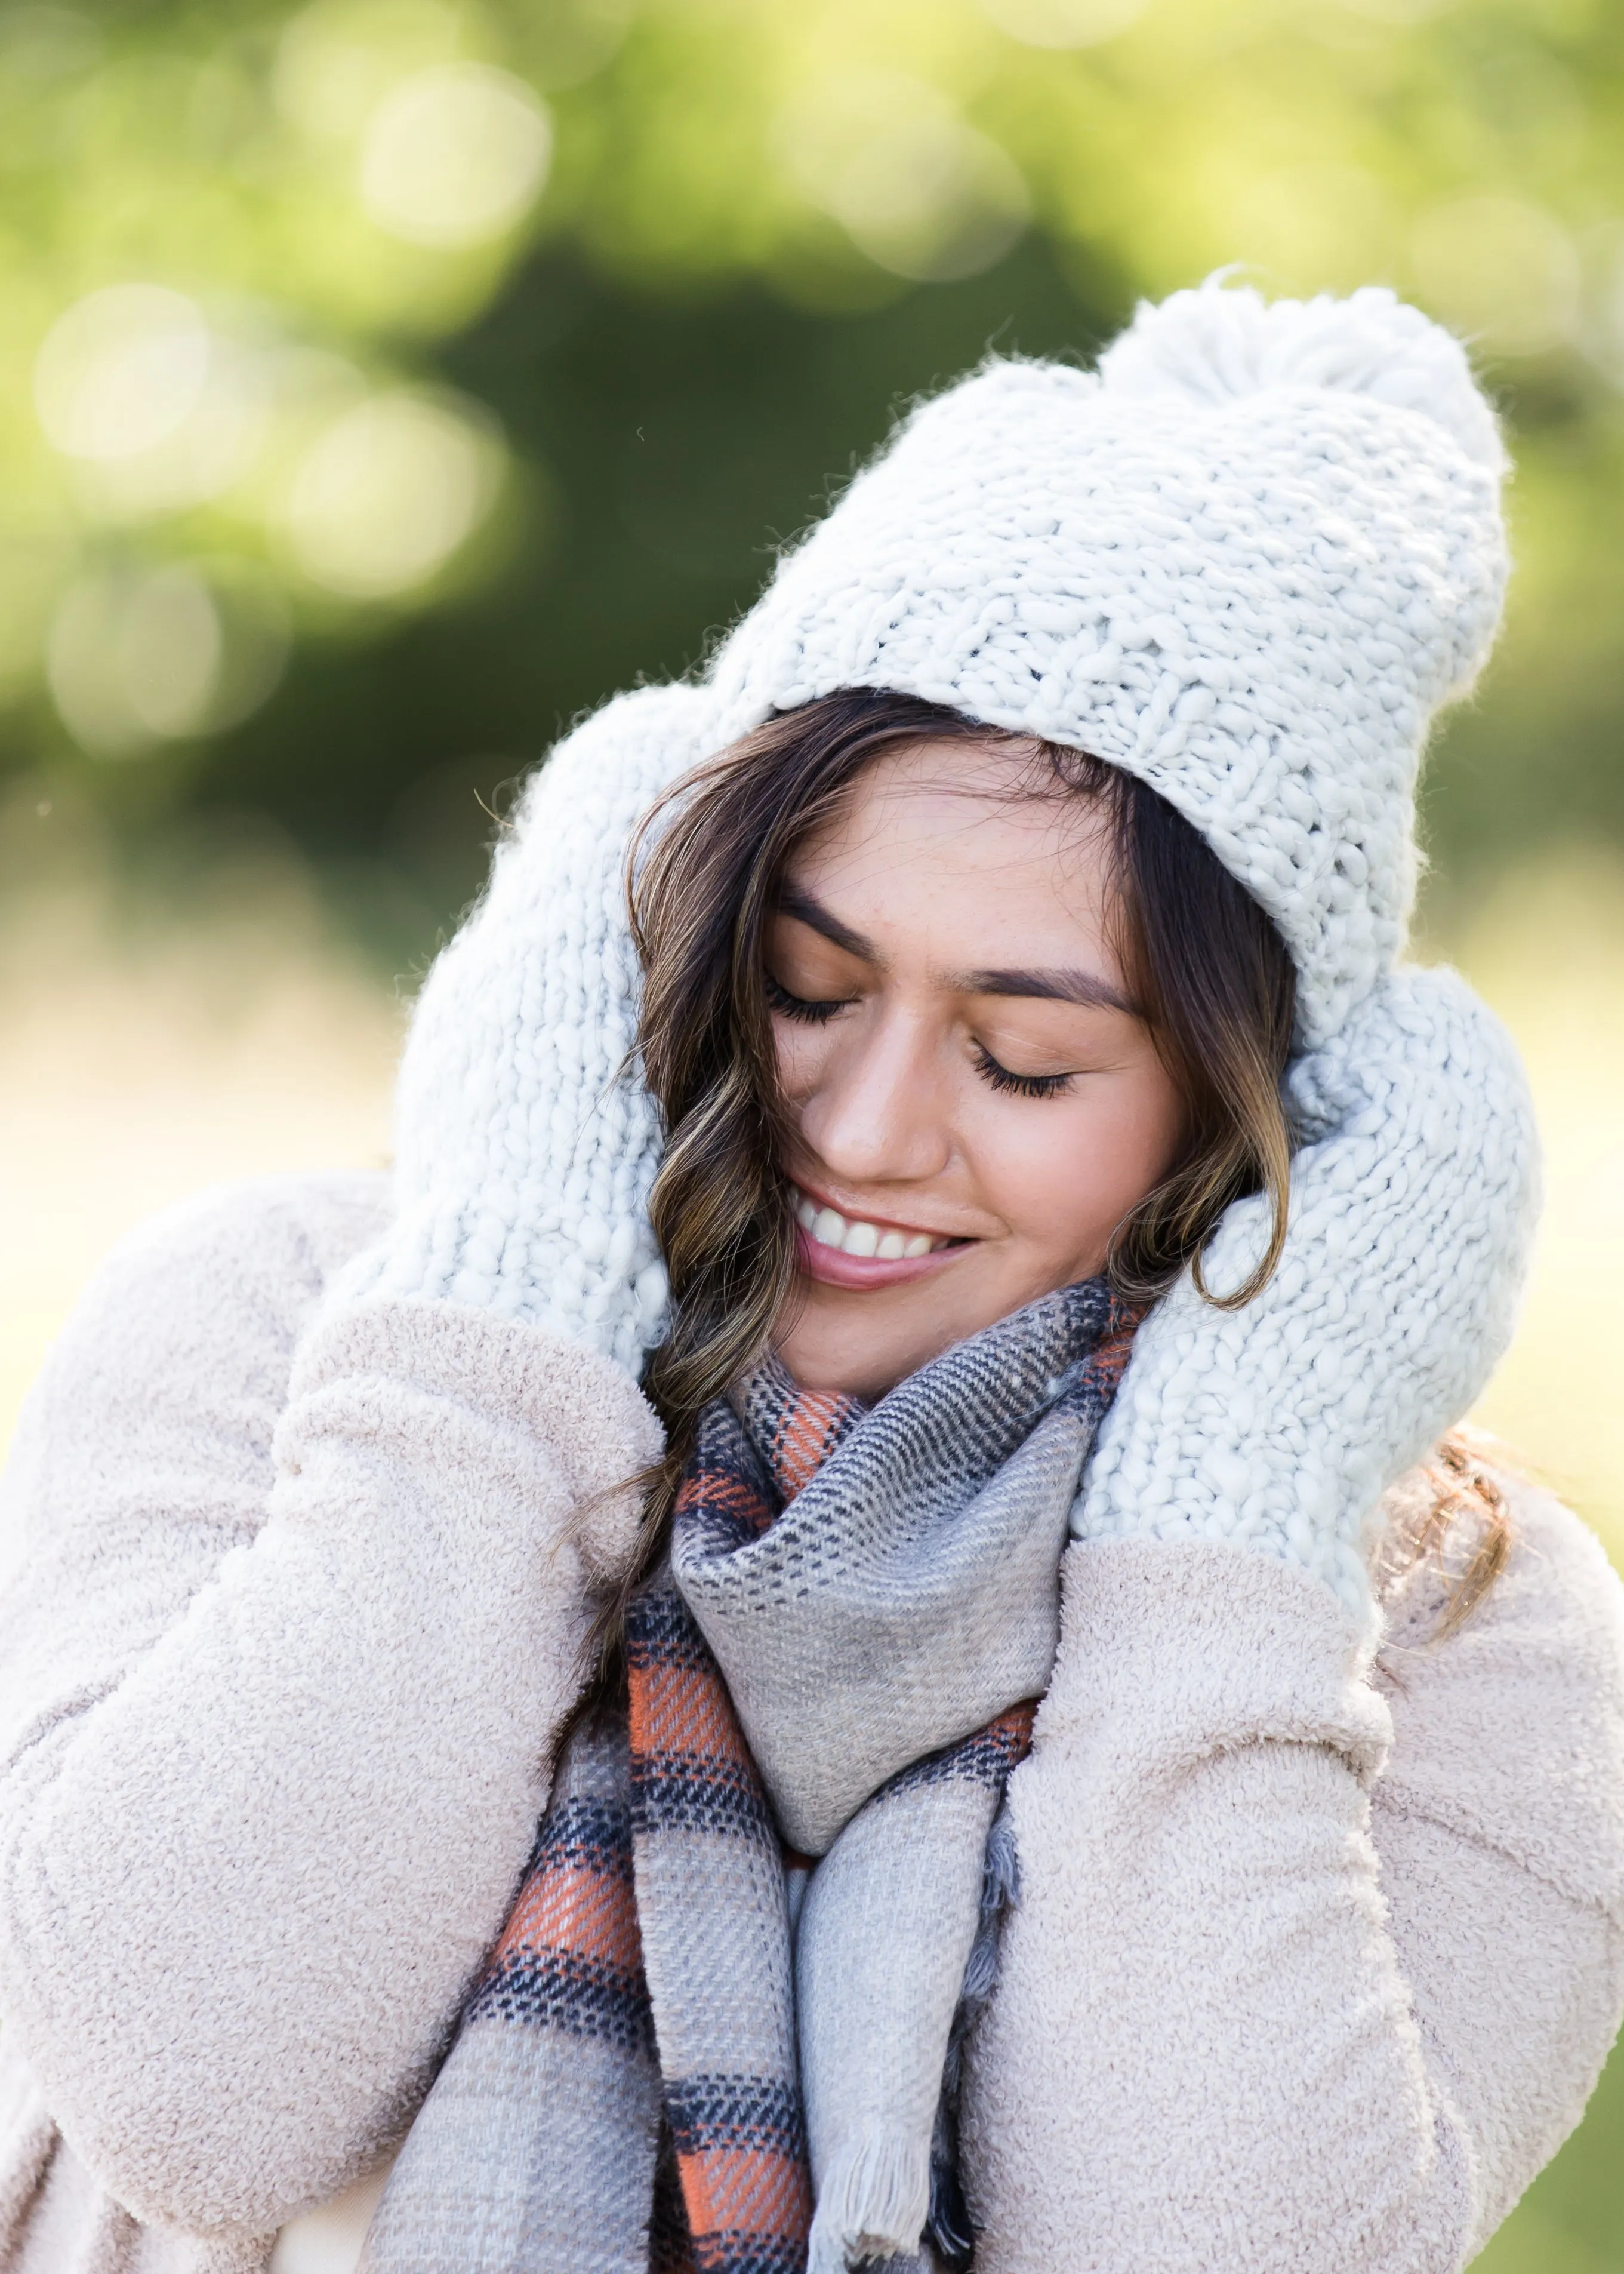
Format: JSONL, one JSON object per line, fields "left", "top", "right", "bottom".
{"left": 972, "top": 1045, "right": 1074, "bottom": 1101}
{"left": 765, "top": 973, "right": 851, "bottom": 1025}
{"left": 768, "top": 973, "right": 1074, "bottom": 1100}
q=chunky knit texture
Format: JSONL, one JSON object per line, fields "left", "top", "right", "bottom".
{"left": 331, "top": 680, "right": 727, "bottom": 1375}
{"left": 1073, "top": 966, "right": 1539, "bottom": 1611}
{"left": 707, "top": 281, "right": 1508, "bottom": 1047}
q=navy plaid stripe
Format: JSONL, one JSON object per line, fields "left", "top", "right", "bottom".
{"left": 467, "top": 1946, "right": 654, "bottom": 2053}
{"left": 664, "top": 2076, "right": 807, "bottom": 2160}
{"left": 1061, "top": 1277, "right": 1123, "bottom": 1343}
{"left": 689, "top": 2236, "right": 809, "bottom": 2274}
{"left": 878, "top": 1717, "right": 1032, "bottom": 1802}
{"left": 632, "top": 1750, "right": 779, "bottom": 1844}
{"left": 626, "top": 1589, "right": 713, "bottom": 1669}
{"left": 738, "top": 1366, "right": 865, "bottom": 1479}
{"left": 525, "top": 1793, "right": 633, "bottom": 1882}
{"left": 679, "top": 1414, "right": 782, "bottom": 1552}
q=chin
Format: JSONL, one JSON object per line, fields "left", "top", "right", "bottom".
{"left": 776, "top": 1269, "right": 1004, "bottom": 1401}
{"left": 776, "top": 1236, "right": 1113, "bottom": 1398}
{"left": 773, "top": 1286, "right": 914, "bottom": 1400}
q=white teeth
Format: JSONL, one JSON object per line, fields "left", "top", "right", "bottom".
{"left": 791, "top": 1186, "right": 944, "bottom": 1261}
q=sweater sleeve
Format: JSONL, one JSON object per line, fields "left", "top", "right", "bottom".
{"left": 960, "top": 1506, "right": 1624, "bottom": 2274}
{"left": 0, "top": 1176, "right": 662, "bottom": 2239}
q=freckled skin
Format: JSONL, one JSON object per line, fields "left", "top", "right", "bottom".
{"left": 769, "top": 738, "right": 1185, "bottom": 1401}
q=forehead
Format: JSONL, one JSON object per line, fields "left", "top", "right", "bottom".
{"left": 793, "top": 735, "right": 1114, "bottom": 900}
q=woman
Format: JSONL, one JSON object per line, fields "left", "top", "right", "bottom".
{"left": 0, "top": 280, "right": 1620, "bottom": 2274}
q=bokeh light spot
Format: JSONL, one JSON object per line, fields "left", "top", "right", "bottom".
{"left": 117, "top": 570, "right": 223, "bottom": 739}
{"left": 82, "top": 336, "right": 270, "bottom": 523}
{"left": 780, "top": 75, "right": 1029, "bottom": 284}
{"left": 282, "top": 390, "right": 498, "bottom": 597}
{"left": 47, "top": 568, "right": 208, "bottom": 756}
{"left": 35, "top": 285, "right": 211, "bottom": 463}
{"left": 360, "top": 62, "right": 553, "bottom": 248}
{"left": 834, "top": 119, "right": 1028, "bottom": 282}
{"left": 273, "top": 0, "right": 459, "bottom": 142}
{"left": 45, "top": 563, "right": 290, "bottom": 758}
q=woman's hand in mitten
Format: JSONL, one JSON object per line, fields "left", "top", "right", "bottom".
{"left": 335, "top": 682, "right": 725, "bottom": 1375}
{"left": 1072, "top": 967, "right": 1539, "bottom": 1616}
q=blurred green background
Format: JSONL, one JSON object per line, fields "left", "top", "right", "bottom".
{"left": 0, "top": 0, "right": 1622, "bottom": 2262}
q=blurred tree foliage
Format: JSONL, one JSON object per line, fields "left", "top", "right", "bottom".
{"left": 2, "top": 0, "right": 1622, "bottom": 922}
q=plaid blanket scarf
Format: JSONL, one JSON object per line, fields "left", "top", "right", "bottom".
{"left": 360, "top": 1279, "right": 1137, "bottom": 2274}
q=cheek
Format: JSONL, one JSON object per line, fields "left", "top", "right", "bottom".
{"left": 772, "top": 1018, "right": 832, "bottom": 1106}
{"left": 976, "top": 1070, "right": 1182, "bottom": 1244}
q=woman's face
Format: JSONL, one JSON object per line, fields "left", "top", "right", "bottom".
{"left": 768, "top": 738, "right": 1184, "bottom": 1399}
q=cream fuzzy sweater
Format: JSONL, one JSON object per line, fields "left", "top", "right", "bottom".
{"left": 0, "top": 1171, "right": 1620, "bottom": 2274}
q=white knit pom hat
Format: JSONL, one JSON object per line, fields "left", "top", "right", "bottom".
{"left": 356, "top": 276, "right": 1527, "bottom": 1385}
{"left": 707, "top": 279, "right": 1508, "bottom": 1044}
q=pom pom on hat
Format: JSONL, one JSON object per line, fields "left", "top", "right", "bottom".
{"left": 1097, "top": 277, "right": 1506, "bottom": 475}
{"left": 707, "top": 276, "right": 1510, "bottom": 1044}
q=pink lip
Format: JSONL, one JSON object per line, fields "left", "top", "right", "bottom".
{"left": 794, "top": 1221, "right": 972, "bottom": 1291}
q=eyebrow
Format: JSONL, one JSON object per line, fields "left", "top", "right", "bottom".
{"left": 776, "top": 885, "right": 873, "bottom": 960}
{"left": 774, "top": 887, "right": 1140, "bottom": 1017}
{"left": 957, "top": 965, "right": 1140, "bottom": 1017}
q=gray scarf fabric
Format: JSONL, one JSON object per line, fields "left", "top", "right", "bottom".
{"left": 360, "top": 1280, "right": 1136, "bottom": 2274}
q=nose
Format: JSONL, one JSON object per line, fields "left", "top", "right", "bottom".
{"left": 793, "top": 1005, "right": 953, "bottom": 1190}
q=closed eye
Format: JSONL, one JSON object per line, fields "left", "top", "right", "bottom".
{"left": 972, "top": 1042, "right": 1074, "bottom": 1100}
{"left": 765, "top": 971, "right": 855, "bottom": 1026}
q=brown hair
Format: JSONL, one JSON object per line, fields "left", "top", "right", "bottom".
{"left": 577, "top": 687, "right": 1506, "bottom": 1681}
{"left": 1373, "top": 1429, "right": 1512, "bottom": 1641}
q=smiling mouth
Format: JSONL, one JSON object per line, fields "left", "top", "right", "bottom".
{"left": 789, "top": 1185, "right": 958, "bottom": 1261}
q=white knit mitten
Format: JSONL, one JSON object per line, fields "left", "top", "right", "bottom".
{"left": 1072, "top": 967, "right": 1540, "bottom": 1617}
{"left": 335, "top": 683, "right": 724, "bottom": 1373}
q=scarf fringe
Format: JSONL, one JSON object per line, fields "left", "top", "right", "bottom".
{"left": 808, "top": 2128, "right": 933, "bottom": 2273}
{"left": 926, "top": 1799, "right": 1024, "bottom": 2270}
{"left": 962, "top": 1804, "right": 1020, "bottom": 2008}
